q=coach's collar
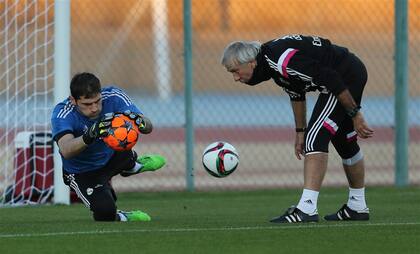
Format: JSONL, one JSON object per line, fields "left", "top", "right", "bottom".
{"left": 245, "top": 51, "right": 270, "bottom": 86}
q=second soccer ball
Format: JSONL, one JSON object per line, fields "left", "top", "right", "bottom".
{"left": 202, "top": 141, "right": 239, "bottom": 178}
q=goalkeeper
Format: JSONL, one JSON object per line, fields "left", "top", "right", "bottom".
{"left": 51, "top": 72, "right": 166, "bottom": 222}
{"left": 221, "top": 35, "right": 373, "bottom": 223}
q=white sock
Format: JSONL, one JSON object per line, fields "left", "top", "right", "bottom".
{"left": 125, "top": 162, "right": 143, "bottom": 174}
{"left": 297, "top": 189, "right": 319, "bottom": 215}
{"left": 347, "top": 187, "right": 367, "bottom": 211}
{"left": 117, "top": 211, "right": 128, "bottom": 222}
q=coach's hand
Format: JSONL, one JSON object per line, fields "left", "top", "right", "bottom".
{"left": 352, "top": 112, "right": 374, "bottom": 139}
{"left": 294, "top": 132, "right": 305, "bottom": 160}
{"left": 82, "top": 113, "right": 114, "bottom": 145}
{"left": 122, "top": 110, "right": 153, "bottom": 134}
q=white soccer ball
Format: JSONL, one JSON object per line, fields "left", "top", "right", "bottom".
{"left": 202, "top": 141, "right": 239, "bottom": 178}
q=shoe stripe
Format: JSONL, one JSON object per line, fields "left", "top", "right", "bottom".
{"left": 344, "top": 209, "right": 351, "bottom": 219}
{"left": 276, "top": 207, "right": 318, "bottom": 223}
{"left": 337, "top": 212, "right": 343, "bottom": 220}
{"left": 285, "top": 214, "right": 307, "bottom": 223}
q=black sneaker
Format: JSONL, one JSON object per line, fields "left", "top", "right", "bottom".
{"left": 324, "top": 204, "right": 369, "bottom": 221}
{"left": 270, "top": 206, "right": 319, "bottom": 223}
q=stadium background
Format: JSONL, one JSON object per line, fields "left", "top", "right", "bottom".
{"left": 1, "top": 0, "right": 419, "bottom": 196}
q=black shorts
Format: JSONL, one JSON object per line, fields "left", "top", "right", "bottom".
{"left": 304, "top": 54, "right": 368, "bottom": 157}
{"left": 62, "top": 150, "right": 137, "bottom": 220}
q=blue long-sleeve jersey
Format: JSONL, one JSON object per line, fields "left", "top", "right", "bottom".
{"left": 51, "top": 86, "right": 142, "bottom": 174}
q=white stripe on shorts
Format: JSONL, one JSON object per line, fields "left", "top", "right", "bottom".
{"left": 306, "top": 93, "right": 337, "bottom": 152}
{"left": 70, "top": 180, "right": 91, "bottom": 208}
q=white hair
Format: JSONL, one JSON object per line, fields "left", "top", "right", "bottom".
{"left": 221, "top": 41, "right": 262, "bottom": 69}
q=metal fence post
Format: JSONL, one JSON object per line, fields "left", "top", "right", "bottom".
{"left": 394, "top": 0, "right": 409, "bottom": 186}
{"left": 184, "top": 0, "right": 194, "bottom": 191}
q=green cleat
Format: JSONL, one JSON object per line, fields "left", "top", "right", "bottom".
{"left": 120, "top": 154, "right": 166, "bottom": 177}
{"left": 118, "top": 210, "right": 151, "bottom": 222}
{"left": 137, "top": 154, "right": 166, "bottom": 173}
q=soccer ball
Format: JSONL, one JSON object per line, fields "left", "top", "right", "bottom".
{"left": 103, "top": 114, "right": 139, "bottom": 151}
{"left": 202, "top": 141, "right": 239, "bottom": 178}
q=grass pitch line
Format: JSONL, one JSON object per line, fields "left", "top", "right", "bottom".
{"left": 1, "top": 222, "right": 420, "bottom": 239}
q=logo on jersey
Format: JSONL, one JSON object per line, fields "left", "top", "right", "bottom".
{"left": 86, "top": 188, "right": 94, "bottom": 195}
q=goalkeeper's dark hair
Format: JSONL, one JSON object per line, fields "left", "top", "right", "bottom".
{"left": 70, "top": 72, "right": 101, "bottom": 99}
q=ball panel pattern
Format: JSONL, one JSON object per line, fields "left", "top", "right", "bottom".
{"left": 103, "top": 114, "right": 139, "bottom": 151}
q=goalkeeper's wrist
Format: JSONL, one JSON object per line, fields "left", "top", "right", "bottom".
{"left": 82, "top": 133, "right": 94, "bottom": 145}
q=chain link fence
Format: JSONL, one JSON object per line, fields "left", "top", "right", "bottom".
{"left": 68, "top": 0, "right": 419, "bottom": 191}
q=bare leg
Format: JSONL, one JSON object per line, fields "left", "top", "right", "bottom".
{"left": 303, "top": 152, "right": 328, "bottom": 191}
{"left": 343, "top": 158, "right": 365, "bottom": 188}
{"left": 343, "top": 156, "right": 368, "bottom": 211}
{"left": 296, "top": 152, "right": 328, "bottom": 214}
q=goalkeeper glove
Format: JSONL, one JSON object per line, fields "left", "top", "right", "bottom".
{"left": 82, "top": 112, "right": 114, "bottom": 145}
{"left": 122, "top": 110, "right": 150, "bottom": 134}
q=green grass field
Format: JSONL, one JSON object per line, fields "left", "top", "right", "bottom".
{"left": 1, "top": 187, "right": 419, "bottom": 254}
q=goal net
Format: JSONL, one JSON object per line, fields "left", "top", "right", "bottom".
{"left": 0, "top": 0, "right": 56, "bottom": 206}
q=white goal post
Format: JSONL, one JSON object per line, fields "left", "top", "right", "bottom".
{"left": 53, "top": 0, "right": 70, "bottom": 205}
{"left": 0, "top": 0, "right": 70, "bottom": 206}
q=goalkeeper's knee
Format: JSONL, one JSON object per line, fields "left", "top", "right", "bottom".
{"left": 91, "top": 198, "right": 117, "bottom": 221}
